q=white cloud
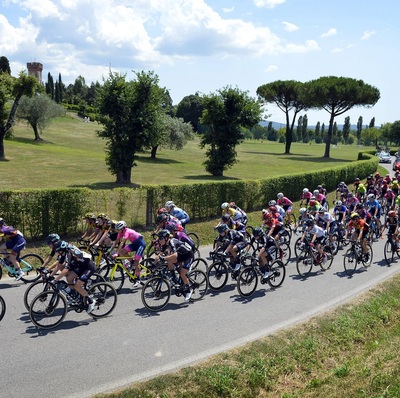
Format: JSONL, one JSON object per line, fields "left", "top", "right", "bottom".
{"left": 361, "top": 30, "right": 375, "bottom": 40}
{"left": 320, "top": 28, "right": 337, "bottom": 38}
{"left": 283, "top": 40, "right": 320, "bottom": 54}
{"left": 282, "top": 21, "right": 298, "bottom": 32}
{"left": 265, "top": 65, "right": 278, "bottom": 72}
{"left": 222, "top": 6, "right": 234, "bottom": 13}
{"left": 253, "top": 0, "right": 285, "bottom": 8}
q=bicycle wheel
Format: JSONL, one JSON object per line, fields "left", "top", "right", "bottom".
{"left": 20, "top": 254, "right": 44, "bottom": 283}
{"left": 296, "top": 251, "right": 313, "bottom": 277}
{"left": 268, "top": 260, "right": 286, "bottom": 288}
{"left": 319, "top": 247, "right": 334, "bottom": 271}
{"left": 237, "top": 267, "right": 258, "bottom": 297}
{"left": 343, "top": 248, "right": 357, "bottom": 276}
{"left": 294, "top": 237, "right": 303, "bottom": 258}
{"left": 141, "top": 276, "right": 171, "bottom": 311}
{"left": 207, "top": 261, "right": 229, "bottom": 291}
{"left": 23, "top": 279, "right": 52, "bottom": 311}
{"left": 87, "top": 282, "right": 118, "bottom": 318}
{"left": 361, "top": 244, "right": 373, "bottom": 268}
{"left": 384, "top": 240, "right": 398, "bottom": 265}
{"left": 187, "top": 269, "right": 208, "bottom": 301}
{"left": 245, "top": 225, "right": 254, "bottom": 243}
{"left": 98, "top": 262, "right": 125, "bottom": 292}
{"left": 0, "top": 295, "right": 5, "bottom": 322}
{"left": 279, "top": 242, "right": 291, "bottom": 266}
{"left": 329, "top": 234, "right": 339, "bottom": 255}
{"left": 190, "top": 258, "right": 208, "bottom": 273}
{"left": 187, "top": 232, "right": 200, "bottom": 249}
{"left": 29, "top": 291, "right": 67, "bottom": 329}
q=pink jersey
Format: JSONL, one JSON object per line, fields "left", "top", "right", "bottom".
{"left": 117, "top": 227, "right": 142, "bottom": 242}
{"left": 301, "top": 192, "right": 312, "bottom": 200}
{"left": 277, "top": 197, "right": 292, "bottom": 206}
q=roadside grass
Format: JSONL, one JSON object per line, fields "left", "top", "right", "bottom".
{"left": 95, "top": 276, "right": 400, "bottom": 398}
{"left": 1, "top": 114, "right": 377, "bottom": 190}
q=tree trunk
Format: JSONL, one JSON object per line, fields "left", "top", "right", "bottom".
{"left": 151, "top": 146, "right": 158, "bottom": 159}
{"left": 116, "top": 168, "right": 132, "bottom": 184}
{"left": 323, "top": 114, "right": 335, "bottom": 158}
{"left": 32, "top": 124, "right": 42, "bottom": 141}
{"left": 0, "top": 132, "right": 5, "bottom": 160}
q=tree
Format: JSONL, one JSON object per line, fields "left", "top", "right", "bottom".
{"left": 200, "top": 86, "right": 263, "bottom": 176}
{"left": 361, "top": 127, "right": 381, "bottom": 146}
{"left": 176, "top": 93, "right": 204, "bottom": 132}
{"left": 97, "top": 70, "right": 166, "bottom": 184}
{"left": 357, "top": 116, "right": 363, "bottom": 143}
{"left": 0, "top": 56, "right": 11, "bottom": 74}
{"left": 296, "top": 115, "right": 303, "bottom": 142}
{"left": 342, "top": 116, "right": 351, "bottom": 144}
{"left": 306, "top": 76, "right": 380, "bottom": 157}
{"left": 257, "top": 80, "right": 308, "bottom": 154}
{"left": 301, "top": 114, "right": 308, "bottom": 143}
{"left": 0, "top": 72, "right": 39, "bottom": 160}
{"left": 369, "top": 117, "right": 375, "bottom": 128}
{"left": 16, "top": 94, "right": 65, "bottom": 141}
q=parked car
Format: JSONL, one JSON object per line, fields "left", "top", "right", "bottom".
{"left": 376, "top": 151, "right": 392, "bottom": 163}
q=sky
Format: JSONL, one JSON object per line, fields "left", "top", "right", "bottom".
{"left": 1, "top": 0, "right": 398, "bottom": 127}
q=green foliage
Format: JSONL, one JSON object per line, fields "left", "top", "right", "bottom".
{"left": 175, "top": 93, "right": 204, "bottom": 132}
{"left": 200, "top": 86, "right": 263, "bottom": 176}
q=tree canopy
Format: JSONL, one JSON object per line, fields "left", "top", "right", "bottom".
{"left": 200, "top": 86, "right": 263, "bottom": 176}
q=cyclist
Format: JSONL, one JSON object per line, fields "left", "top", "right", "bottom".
{"left": 221, "top": 202, "right": 244, "bottom": 223}
{"left": 94, "top": 218, "right": 118, "bottom": 248}
{"left": 0, "top": 223, "right": 26, "bottom": 280}
{"left": 229, "top": 202, "right": 248, "bottom": 225}
{"left": 87, "top": 213, "right": 109, "bottom": 245}
{"left": 110, "top": 221, "right": 146, "bottom": 287}
{"left": 333, "top": 200, "right": 347, "bottom": 223}
{"left": 383, "top": 188, "right": 396, "bottom": 210}
{"left": 355, "top": 182, "right": 366, "bottom": 203}
{"left": 299, "top": 218, "right": 328, "bottom": 264}
{"left": 344, "top": 213, "right": 371, "bottom": 260}
{"left": 391, "top": 179, "right": 399, "bottom": 196}
{"left": 218, "top": 214, "right": 246, "bottom": 235}
{"left": 262, "top": 210, "right": 285, "bottom": 243}
{"left": 345, "top": 192, "right": 359, "bottom": 214}
{"left": 155, "top": 213, "right": 183, "bottom": 233}
{"left": 300, "top": 188, "right": 312, "bottom": 206}
{"left": 246, "top": 227, "right": 279, "bottom": 280}
{"left": 307, "top": 198, "right": 321, "bottom": 216}
{"left": 365, "top": 193, "right": 382, "bottom": 236}
{"left": 313, "top": 189, "right": 327, "bottom": 208}
{"left": 165, "top": 222, "right": 196, "bottom": 251}
{"left": 382, "top": 210, "right": 400, "bottom": 250}
{"left": 51, "top": 241, "right": 97, "bottom": 313}
{"left": 218, "top": 223, "right": 247, "bottom": 276}
{"left": 335, "top": 181, "right": 349, "bottom": 201}
{"left": 277, "top": 193, "right": 294, "bottom": 223}
{"left": 41, "top": 233, "right": 61, "bottom": 270}
{"left": 80, "top": 213, "right": 96, "bottom": 241}
{"left": 268, "top": 200, "right": 286, "bottom": 221}
{"left": 157, "top": 229, "right": 195, "bottom": 302}
{"left": 165, "top": 201, "right": 190, "bottom": 229}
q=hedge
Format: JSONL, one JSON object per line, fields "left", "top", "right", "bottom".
{"left": 0, "top": 152, "right": 378, "bottom": 240}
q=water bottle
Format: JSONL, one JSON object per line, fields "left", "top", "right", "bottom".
{"left": 123, "top": 259, "right": 131, "bottom": 269}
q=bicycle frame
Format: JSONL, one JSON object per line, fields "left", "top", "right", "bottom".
{"left": 0, "top": 252, "right": 33, "bottom": 278}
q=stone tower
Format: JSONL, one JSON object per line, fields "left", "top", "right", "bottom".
{"left": 27, "top": 62, "right": 43, "bottom": 84}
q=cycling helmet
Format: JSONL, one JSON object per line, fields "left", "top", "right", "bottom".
{"left": 229, "top": 202, "right": 237, "bottom": 208}
{"left": 269, "top": 206, "right": 277, "bottom": 212}
{"left": 165, "top": 221, "right": 177, "bottom": 232}
{"left": 268, "top": 200, "right": 277, "bottom": 206}
{"left": 299, "top": 208, "right": 307, "bottom": 215}
{"left": 388, "top": 210, "right": 396, "bottom": 217}
{"left": 97, "top": 213, "right": 108, "bottom": 220}
{"left": 355, "top": 178, "right": 360, "bottom": 182}
{"left": 305, "top": 219, "right": 314, "bottom": 226}
{"left": 351, "top": 212, "right": 360, "bottom": 219}
{"left": 216, "top": 223, "right": 229, "bottom": 234}
{"left": 309, "top": 200, "right": 316, "bottom": 206}
{"left": 393, "top": 180, "right": 399, "bottom": 185}
{"left": 317, "top": 184, "right": 323, "bottom": 189}
{"left": 277, "top": 193, "right": 283, "bottom": 199}
{"left": 83, "top": 213, "right": 96, "bottom": 219}
{"left": 335, "top": 200, "right": 342, "bottom": 206}
{"left": 0, "top": 217, "right": 5, "bottom": 227}
{"left": 263, "top": 211, "right": 272, "bottom": 220}
{"left": 375, "top": 172, "right": 380, "bottom": 177}
{"left": 318, "top": 207, "right": 326, "bottom": 213}
{"left": 165, "top": 201, "right": 175, "bottom": 209}
{"left": 71, "top": 248, "right": 84, "bottom": 259}
{"left": 156, "top": 214, "right": 168, "bottom": 224}
{"left": 54, "top": 240, "right": 69, "bottom": 252}
{"left": 221, "top": 202, "right": 229, "bottom": 210}
{"left": 347, "top": 192, "right": 353, "bottom": 198}
{"left": 367, "top": 175, "right": 373, "bottom": 180}
{"left": 367, "top": 194, "right": 375, "bottom": 200}
{"left": 303, "top": 188, "right": 309, "bottom": 193}
{"left": 115, "top": 220, "right": 127, "bottom": 231}
{"left": 106, "top": 219, "right": 115, "bottom": 228}
{"left": 157, "top": 207, "right": 168, "bottom": 215}
{"left": 157, "top": 229, "right": 170, "bottom": 240}
{"left": 356, "top": 203, "right": 363, "bottom": 209}
{"left": 313, "top": 189, "right": 319, "bottom": 196}
{"left": 46, "top": 233, "right": 60, "bottom": 245}
{"left": 221, "top": 214, "right": 231, "bottom": 222}
{"left": 253, "top": 227, "right": 264, "bottom": 237}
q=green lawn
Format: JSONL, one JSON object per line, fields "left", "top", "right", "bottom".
{"left": 1, "top": 114, "right": 375, "bottom": 190}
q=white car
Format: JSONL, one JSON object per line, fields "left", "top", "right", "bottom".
{"left": 376, "top": 152, "right": 391, "bottom": 163}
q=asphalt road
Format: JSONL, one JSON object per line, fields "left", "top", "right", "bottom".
{"left": 0, "top": 160, "right": 397, "bottom": 398}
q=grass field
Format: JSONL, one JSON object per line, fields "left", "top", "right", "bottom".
{"left": 1, "top": 114, "right": 376, "bottom": 190}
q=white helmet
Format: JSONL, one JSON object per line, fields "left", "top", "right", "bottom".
{"left": 221, "top": 202, "right": 229, "bottom": 210}
{"left": 268, "top": 200, "right": 276, "bottom": 206}
{"left": 277, "top": 193, "right": 283, "bottom": 199}
{"left": 367, "top": 194, "right": 375, "bottom": 200}
{"left": 335, "top": 200, "right": 342, "bottom": 206}
{"left": 115, "top": 220, "right": 127, "bottom": 231}
{"left": 303, "top": 188, "right": 309, "bottom": 193}
{"left": 299, "top": 208, "right": 307, "bottom": 215}
{"left": 165, "top": 201, "right": 175, "bottom": 209}
{"left": 313, "top": 189, "right": 319, "bottom": 196}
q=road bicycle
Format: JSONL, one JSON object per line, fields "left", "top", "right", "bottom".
{"left": 296, "top": 240, "right": 334, "bottom": 277}
{"left": 343, "top": 240, "right": 373, "bottom": 276}
{"left": 0, "top": 294, "right": 5, "bottom": 322}
{"left": 77, "top": 239, "right": 109, "bottom": 268}
{"left": 98, "top": 253, "right": 155, "bottom": 292}
{"left": 23, "top": 267, "right": 105, "bottom": 311}
{"left": 141, "top": 261, "right": 208, "bottom": 311}
{"left": 236, "top": 255, "right": 286, "bottom": 298}
{"left": 368, "top": 216, "right": 383, "bottom": 242}
{"left": 0, "top": 251, "right": 44, "bottom": 283}
{"left": 383, "top": 233, "right": 400, "bottom": 265}
{"left": 29, "top": 280, "right": 118, "bottom": 329}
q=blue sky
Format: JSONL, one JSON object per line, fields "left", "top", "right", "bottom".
{"left": 1, "top": 0, "right": 398, "bottom": 126}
